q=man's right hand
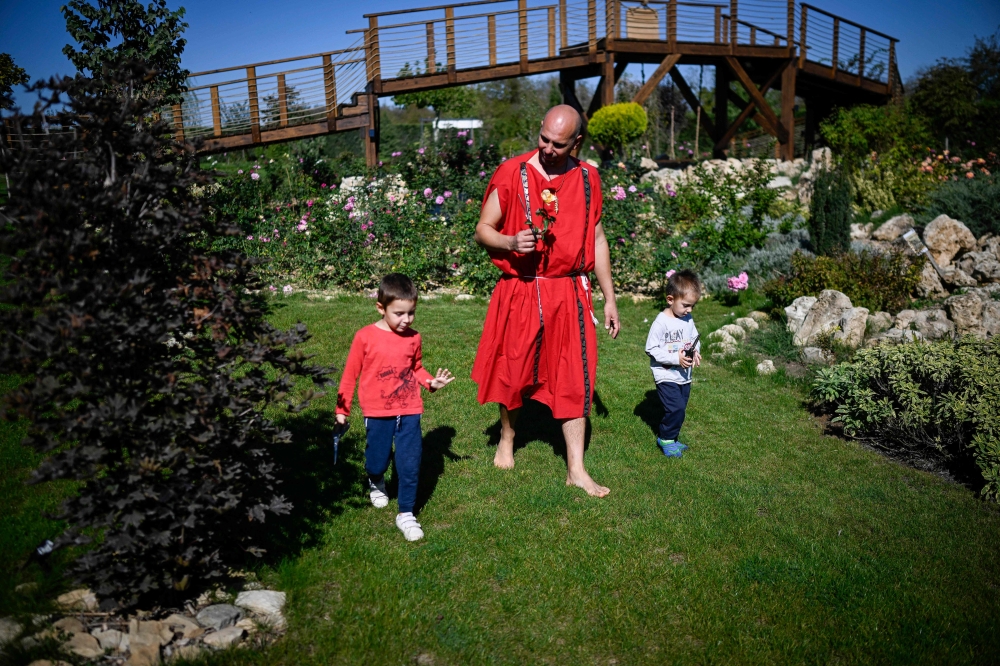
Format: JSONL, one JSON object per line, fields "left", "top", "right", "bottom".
{"left": 509, "top": 228, "right": 539, "bottom": 254}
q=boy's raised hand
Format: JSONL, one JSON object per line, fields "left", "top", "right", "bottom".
{"left": 336, "top": 413, "right": 347, "bottom": 425}
{"left": 428, "top": 368, "right": 455, "bottom": 391}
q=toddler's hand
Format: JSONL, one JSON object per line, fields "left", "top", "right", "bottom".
{"left": 678, "top": 353, "right": 694, "bottom": 369}
{"left": 335, "top": 413, "right": 347, "bottom": 425}
{"left": 693, "top": 351, "right": 702, "bottom": 367}
{"left": 428, "top": 368, "right": 455, "bottom": 391}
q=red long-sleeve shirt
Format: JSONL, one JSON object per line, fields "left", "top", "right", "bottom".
{"left": 336, "top": 324, "right": 435, "bottom": 417}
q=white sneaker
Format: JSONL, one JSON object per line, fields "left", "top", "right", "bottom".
{"left": 368, "top": 479, "right": 388, "bottom": 508}
{"left": 395, "top": 512, "right": 424, "bottom": 541}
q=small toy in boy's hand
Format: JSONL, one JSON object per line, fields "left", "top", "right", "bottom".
{"left": 332, "top": 421, "right": 349, "bottom": 464}
{"left": 685, "top": 335, "right": 700, "bottom": 359}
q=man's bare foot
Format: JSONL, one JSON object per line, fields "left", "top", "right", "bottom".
{"left": 494, "top": 439, "right": 515, "bottom": 469}
{"left": 566, "top": 471, "right": 610, "bottom": 497}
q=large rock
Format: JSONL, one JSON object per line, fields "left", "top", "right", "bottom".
{"left": 128, "top": 620, "right": 173, "bottom": 648}
{"left": 913, "top": 309, "right": 955, "bottom": 340}
{"left": 866, "top": 311, "right": 894, "bottom": 334}
{"left": 717, "top": 324, "right": 746, "bottom": 340}
{"left": 640, "top": 157, "right": 659, "bottom": 171}
{"left": 983, "top": 300, "right": 1000, "bottom": 336}
{"left": 708, "top": 329, "right": 738, "bottom": 346}
{"left": 756, "top": 360, "right": 776, "bottom": 375}
{"left": 966, "top": 252, "right": 1000, "bottom": 283}
{"left": 52, "top": 617, "right": 85, "bottom": 634}
{"left": 56, "top": 588, "right": 98, "bottom": 612}
{"left": 202, "top": 626, "right": 246, "bottom": 649}
{"left": 734, "top": 317, "right": 759, "bottom": 332}
{"left": 163, "top": 614, "right": 202, "bottom": 640}
{"left": 850, "top": 222, "right": 873, "bottom": 240}
{"left": 923, "top": 215, "right": 977, "bottom": 267}
{"left": 785, "top": 296, "right": 817, "bottom": 335}
{"left": 93, "top": 628, "right": 130, "bottom": 652}
{"left": 747, "top": 310, "right": 770, "bottom": 323}
{"left": 67, "top": 632, "right": 103, "bottom": 659}
{"left": 978, "top": 234, "right": 1000, "bottom": 260}
{"left": 793, "top": 290, "right": 853, "bottom": 346}
{"left": 946, "top": 292, "right": 985, "bottom": 338}
{"left": 234, "top": 590, "right": 286, "bottom": 618}
{"left": 767, "top": 176, "right": 793, "bottom": 189}
{"left": 125, "top": 643, "right": 161, "bottom": 666}
{"left": 916, "top": 263, "right": 949, "bottom": 299}
{"left": 941, "top": 266, "right": 978, "bottom": 288}
{"left": 801, "top": 347, "right": 832, "bottom": 364}
{"left": 0, "top": 618, "right": 22, "bottom": 646}
{"left": 834, "top": 307, "right": 869, "bottom": 348}
{"left": 196, "top": 605, "right": 243, "bottom": 631}
{"left": 871, "top": 214, "right": 913, "bottom": 241}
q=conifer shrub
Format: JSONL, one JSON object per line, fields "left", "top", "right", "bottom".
{"left": 808, "top": 166, "right": 852, "bottom": 256}
{"left": 811, "top": 337, "right": 1000, "bottom": 500}
{"left": 0, "top": 66, "right": 332, "bottom": 609}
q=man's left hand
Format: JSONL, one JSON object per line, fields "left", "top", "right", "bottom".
{"left": 603, "top": 303, "right": 620, "bottom": 339}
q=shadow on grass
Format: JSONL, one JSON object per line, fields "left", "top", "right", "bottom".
{"left": 414, "top": 426, "right": 465, "bottom": 514}
{"left": 633, "top": 389, "right": 661, "bottom": 437}
{"left": 481, "top": 398, "right": 597, "bottom": 463}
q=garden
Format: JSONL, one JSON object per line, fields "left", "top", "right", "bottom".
{"left": 2, "top": 3, "right": 1000, "bottom": 665}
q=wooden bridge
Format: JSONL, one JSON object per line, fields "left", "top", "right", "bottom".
{"left": 167, "top": 0, "right": 899, "bottom": 163}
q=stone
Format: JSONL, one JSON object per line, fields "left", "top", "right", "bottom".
{"left": 793, "top": 290, "right": 853, "bottom": 346}
{"left": 93, "top": 628, "right": 130, "bottom": 652}
{"left": 850, "top": 222, "right": 873, "bottom": 240}
{"left": 234, "top": 617, "right": 258, "bottom": 634}
{"left": 338, "top": 176, "right": 366, "bottom": 192}
{"left": 767, "top": 176, "right": 792, "bottom": 189}
{"left": 195, "top": 605, "right": 243, "bottom": 631}
{"left": 979, "top": 234, "right": 1000, "bottom": 260}
{"left": 0, "top": 617, "right": 23, "bottom": 646}
{"left": 785, "top": 296, "right": 817, "bottom": 335}
{"left": 983, "top": 300, "right": 1000, "bottom": 336}
{"left": 881, "top": 329, "right": 925, "bottom": 344}
{"left": 916, "top": 262, "right": 949, "bottom": 299}
{"left": 126, "top": 642, "right": 162, "bottom": 666}
{"left": 52, "top": 617, "right": 86, "bottom": 635}
{"left": 201, "top": 626, "right": 246, "bottom": 649}
{"left": 871, "top": 209, "right": 886, "bottom": 220}
{"left": 916, "top": 309, "right": 955, "bottom": 340}
{"left": 129, "top": 619, "right": 173, "bottom": 648}
{"left": 168, "top": 645, "right": 204, "bottom": 663}
{"left": 28, "top": 662, "right": 72, "bottom": 666}
{"left": 640, "top": 157, "right": 659, "bottom": 171}
{"left": 834, "top": 307, "right": 869, "bottom": 348}
{"left": 893, "top": 310, "right": 918, "bottom": 331}
{"left": 67, "top": 631, "right": 103, "bottom": 659}
{"left": 734, "top": 317, "right": 759, "bottom": 332}
{"left": 801, "top": 347, "right": 831, "bottom": 364}
{"left": 946, "top": 292, "right": 985, "bottom": 338}
{"left": 708, "top": 341, "right": 738, "bottom": 357}
{"left": 708, "top": 329, "right": 737, "bottom": 345}
{"left": 812, "top": 147, "right": 833, "bottom": 168}
{"left": 941, "top": 266, "right": 978, "bottom": 288}
{"left": 747, "top": 310, "right": 769, "bottom": 323}
{"left": 866, "top": 311, "right": 894, "bottom": 335}
{"left": 454, "top": 294, "right": 474, "bottom": 301}
{"left": 756, "top": 360, "right": 776, "bottom": 375}
{"left": 164, "top": 614, "right": 202, "bottom": 640}
{"left": 56, "top": 588, "right": 98, "bottom": 612}
{"left": 717, "top": 324, "right": 746, "bottom": 340}
{"left": 973, "top": 256, "right": 1000, "bottom": 283}
{"left": 923, "top": 214, "right": 977, "bottom": 267}
{"left": 871, "top": 214, "right": 914, "bottom": 242}
{"left": 235, "top": 590, "right": 287, "bottom": 630}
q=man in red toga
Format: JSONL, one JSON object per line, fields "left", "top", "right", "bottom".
{"left": 472, "top": 105, "right": 620, "bottom": 498}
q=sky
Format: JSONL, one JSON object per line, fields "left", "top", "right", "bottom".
{"left": 2, "top": 0, "right": 999, "bottom": 110}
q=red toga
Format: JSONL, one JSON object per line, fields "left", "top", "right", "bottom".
{"left": 471, "top": 150, "right": 603, "bottom": 419}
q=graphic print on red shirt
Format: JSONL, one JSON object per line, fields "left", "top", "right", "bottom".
{"left": 337, "top": 324, "right": 435, "bottom": 417}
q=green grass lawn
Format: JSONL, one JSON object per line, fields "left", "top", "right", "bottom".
{"left": 3, "top": 294, "right": 999, "bottom": 664}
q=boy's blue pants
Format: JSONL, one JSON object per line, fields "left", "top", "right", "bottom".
{"left": 365, "top": 415, "right": 422, "bottom": 514}
{"left": 656, "top": 382, "right": 691, "bottom": 441}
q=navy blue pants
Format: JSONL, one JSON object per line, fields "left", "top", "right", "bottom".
{"left": 365, "top": 415, "right": 422, "bottom": 514}
{"left": 656, "top": 382, "right": 691, "bottom": 441}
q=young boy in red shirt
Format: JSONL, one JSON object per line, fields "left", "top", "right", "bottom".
{"left": 336, "top": 273, "right": 455, "bottom": 541}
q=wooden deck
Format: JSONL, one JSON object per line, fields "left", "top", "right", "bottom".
{"left": 137, "top": 0, "right": 904, "bottom": 162}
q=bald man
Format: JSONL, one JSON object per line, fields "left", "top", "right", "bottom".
{"left": 471, "top": 105, "right": 620, "bottom": 497}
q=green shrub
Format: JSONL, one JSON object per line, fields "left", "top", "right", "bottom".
{"left": 918, "top": 170, "right": 1000, "bottom": 238}
{"left": 811, "top": 337, "right": 1000, "bottom": 500}
{"left": 587, "top": 102, "right": 648, "bottom": 153}
{"left": 808, "top": 167, "right": 851, "bottom": 256}
{"left": 763, "top": 250, "right": 924, "bottom": 313}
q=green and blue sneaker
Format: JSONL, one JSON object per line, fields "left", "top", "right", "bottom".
{"left": 657, "top": 438, "right": 684, "bottom": 457}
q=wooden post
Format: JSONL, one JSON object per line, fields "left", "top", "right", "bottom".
{"left": 588, "top": 0, "right": 597, "bottom": 56}
{"left": 713, "top": 61, "right": 729, "bottom": 157}
{"left": 519, "top": 0, "right": 528, "bottom": 73}
{"left": 606, "top": 0, "right": 617, "bottom": 48}
{"left": 729, "top": 0, "right": 737, "bottom": 51}
{"left": 559, "top": 0, "right": 567, "bottom": 50}
{"left": 277, "top": 74, "right": 288, "bottom": 128}
{"left": 799, "top": 5, "right": 807, "bottom": 67}
{"left": 246, "top": 67, "right": 260, "bottom": 144}
{"left": 171, "top": 103, "right": 184, "bottom": 142}
{"left": 368, "top": 16, "right": 381, "bottom": 92}
{"left": 488, "top": 15, "right": 497, "bottom": 66}
{"left": 210, "top": 86, "right": 221, "bottom": 137}
{"left": 858, "top": 29, "right": 866, "bottom": 81}
{"left": 602, "top": 55, "right": 615, "bottom": 108}
{"left": 831, "top": 18, "right": 840, "bottom": 76}
{"left": 364, "top": 91, "right": 378, "bottom": 167}
{"left": 445, "top": 8, "right": 456, "bottom": 82}
{"left": 780, "top": 59, "right": 795, "bottom": 159}
{"left": 426, "top": 23, "right": 437, "bottom": 72}
{"left": 714, "top": 7, "right": 722, "bottom": 42}
{"left": 750, "top": 26, "right": 756, "bottom": 45}
{"left": 668, "top": 1, "right": 677, "bottom": 51}
{"left": 548, "top": 7, "right": 556, "bottom": 57}
{"left": 323, "top": 54, "right": 338, "bottom": 128}
{"left": 888, "top": 40, "right": 896, "bottom": 92}
{"left": 787, "top": 0, "right": 794, "bottom": 50}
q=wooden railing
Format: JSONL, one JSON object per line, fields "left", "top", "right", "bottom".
{"left": 799, "top": 3, "right": 896, "bottom": 86}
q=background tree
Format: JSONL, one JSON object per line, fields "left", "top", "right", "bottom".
{"left": 0, "top": 53, "right": 29, "bottom": 110}
{"left": 62, "top": 0, "right": 188, "bottom": 103}
{"left": 0, "top": 65, "right": 332, "bottom": 609}
{"left": 392, "top": 63, "right": 475, "bottom": 125}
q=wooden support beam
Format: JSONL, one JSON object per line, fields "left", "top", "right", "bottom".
{"left": 548, "top": 7, "right": 556, "bottom": 58}
{"left": 172, "top": 103, "right": 184, "bottom": 142}
{"left": 606, "top": 0, "right": 617, "bottom": 48}
{"left": 588, "top": 55, "right": 617, "bottom": 119}
{"left": 368, "top": 16, "right": 381, "bottom": 92}
{"left": 210, "top": 86, "right": 221, "bottom": 137}
{"left": 323, "top": 54, "right": 338, "bottom": 126}
{"left": 559, "top": 0, "right": 567, "bottom": 50}
{"left": 715, "top": 58, "right": 789, "bottom": 150}
{"left": 488, "top": 15, "right": 497, "bottom": 66}
{"left": 519, "top": 0, "right": 529, "bottom": 73}
{"left": 668, "top": 68, "right": 714, "bottom": 135}
{"left": 246, "top": 66, "right": 261, "bottom": 144}
{"left": 426, "top": 23, "right": 437, "bottom": 72}
{"left": 714, "top": 7, "right": 722, "bottom": 42}
{"left": 713, "top": 62, "right": 729, "bottom": 157}
{"left": 780, "top": 58, "right": 796, "bottom": 159}
{"left": 560, "top": 69, "right": 584, "bottom": 114}
{"left": 364, "top": 91, "right": 378, "bottom": 167}
{"left": 831, "top": 18, "right": 840, "bottom": 77}
{"left": 446, "top": 8, "right": 456, "bottom": 82}
{"left": 277, "top": 74, "right": 288, "bottom": 128}
{"left": 725, "top": 56, "right": 788, "bottom": 143}
{"left": 632, "top": 53, "right": 681, "bottom": 105}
